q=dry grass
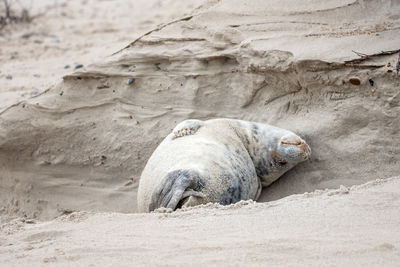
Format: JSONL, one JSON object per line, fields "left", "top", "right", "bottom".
{"left": 0, "top": 0, "right": 32, "bottom": 30}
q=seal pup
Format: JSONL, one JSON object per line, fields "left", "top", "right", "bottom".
{"left": 137, "top": 118, "right": 311, "bottom": 212}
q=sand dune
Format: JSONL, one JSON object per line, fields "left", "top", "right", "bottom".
{"left": 1, "top": 0, "right": 399, "bottom": 220}
{"left": 0, "top": 0, "right": 400, "bottom": 264}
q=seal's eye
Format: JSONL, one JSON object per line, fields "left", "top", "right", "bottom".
{"left": 271, "top": 151, "right": 288, "bottom": 168}
{"left": 278, "top": 160, "right": 287, "bottom": 166}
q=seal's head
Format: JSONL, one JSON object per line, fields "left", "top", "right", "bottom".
{"left": 271, "top": 133, "right": 311, "bottom": 171}
{"left": 244, "top": 122, "right": 311, "bottom": 187}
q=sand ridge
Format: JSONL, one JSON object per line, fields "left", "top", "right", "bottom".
{"left": 0, "top": 0, "right": 399, "bottom": 220}
{"left": 0, "top": 0, "right": 400, "bottom": 264}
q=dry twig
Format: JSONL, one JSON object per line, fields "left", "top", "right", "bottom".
{"left": 0, "top": 0, "right": 32, "bottom": 29}
{"left": 345, "top": 49, "right": 400, "bottom": 64}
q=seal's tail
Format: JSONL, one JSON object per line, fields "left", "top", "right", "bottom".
{"left": 149, "top": 169, "right": 205, "bottom": 212}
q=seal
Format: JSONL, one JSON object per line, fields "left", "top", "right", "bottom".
{"left": 137, "top": 118, "right": 311, "bottom": 212}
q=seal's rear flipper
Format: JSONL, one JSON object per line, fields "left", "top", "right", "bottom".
{"left": 178, "top": 190, "right": 205, "bottom": 208}
{"left": 172, "top": 119, "right": 203, "bottom": 139}
{"left": 149, "top": 170, "right": 205, "bottom": 211}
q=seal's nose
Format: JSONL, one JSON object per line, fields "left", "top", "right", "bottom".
{"left": 280, "top": 135, "right": 302, "bottom": 146}
{"left": 280, "top": 135, "right": 311, "bottom": 159}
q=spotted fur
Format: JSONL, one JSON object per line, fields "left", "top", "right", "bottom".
{"left": 138, "top": 118, "right": 311, "bottom": 212}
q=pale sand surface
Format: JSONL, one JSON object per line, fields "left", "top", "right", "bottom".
{"left": 1, "top": 177, "right": 399, "bottom": 266}
{"left": 0, "top": 0, "right": 400, "bottom": 265}
{"left": 0, "top": 0, "right": 202, "bottom": 111}
{"left": 0, "top": 0, "right": 398, "bottom": 219}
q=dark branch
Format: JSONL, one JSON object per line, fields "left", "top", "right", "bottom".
{"left": 345, "top": 49, "right": 400, "bottom": 64}
{"left": 1, "top": 0, "right": 32, "bottom": 30}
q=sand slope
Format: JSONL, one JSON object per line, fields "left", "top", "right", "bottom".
{"left": 1, "top": 1, "right": 399, "bottom": 265}
{"left": 1, "top": 176, "right": 399, "bottom": 266}
{"left": 0, "top": 0, "right": 400, "bottom": 221}
{"left": 0, "top": 0, "right": 202, "bottom": 112}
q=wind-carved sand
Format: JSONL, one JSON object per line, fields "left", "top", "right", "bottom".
{"left": 1, "top": 0, "right": 399, "bottom": 219}
{"left": 0, "top": 0, "right": 400, "bottom": 265}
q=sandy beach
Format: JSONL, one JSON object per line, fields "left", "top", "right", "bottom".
{"left": 1, "top": 0, "right": 399, "bottom": 265}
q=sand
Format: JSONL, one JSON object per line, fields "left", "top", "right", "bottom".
{"left": 1, "top": 177, "right": 399, "bottom": 266}
{"left": 0, "top": 0, "right": 205, "bottom": 220}
{"left": 1, "top": 0, "right": 400, "bottom": 265}
{"left": 0, "top": 0, "right": 202, "bottom": 112}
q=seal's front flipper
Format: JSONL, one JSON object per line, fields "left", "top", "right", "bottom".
{"left": 172, "top": 119, "right": 203, "bottom": 139}
{"left": 149, "top": 170, "right": 205, "bottom": 211}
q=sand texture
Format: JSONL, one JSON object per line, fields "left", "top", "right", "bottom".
{"left": 1, "top": 176, "right": 399, "bottom": 266}
{"left": 1, "top": 0, "right": 399, "bottom": 219}
{"left": 0, "top": 0, "right": 400, "bottom": 265}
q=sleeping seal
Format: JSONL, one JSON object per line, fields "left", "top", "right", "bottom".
{"left": 137, "top": 118, "right": 311, "bottom": 212}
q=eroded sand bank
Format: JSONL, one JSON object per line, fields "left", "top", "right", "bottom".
{"left": 0, "top": 0, "right": 400, "bottom": 265}
{"left": 1, "top": 0, "right": 399, "bottom": 220}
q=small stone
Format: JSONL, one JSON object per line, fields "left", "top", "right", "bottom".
{"left": 387, "top": 70, "right": 393, "bottom": 73}
{"left": 6, "top": 75, "right": 12, "bottom": 80}
{"left": 21, "top": 33, "right": 33, "bottom": 39}
{"left": 59, "top": 91, "right": 64, "bottom": 96}
{"left": 43, "top": 257, "right": 57, "bottom": 263}
{"left": 74, "top": 64, "right": 84, "bottom": 70}
{"left": 349, "top": 77, "right": 361, "bottom": 85}
{"left": 64, "top": 65, "right": 70, "bottom": 69}
{"left": 128, "top": 78, "right": 135, "bottom": 85}
{"left": 32, "top": 88, "right": 41, "bottom": 95}
{"left": 101, "top": 155, "right": 107, "bottom": 160}
{"left": 368, "top": 79, "right": 374, "bottom": 86}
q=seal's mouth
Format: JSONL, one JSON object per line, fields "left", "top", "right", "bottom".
{"left": 300, "top": 144, "right": 311, "bottom": 160}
